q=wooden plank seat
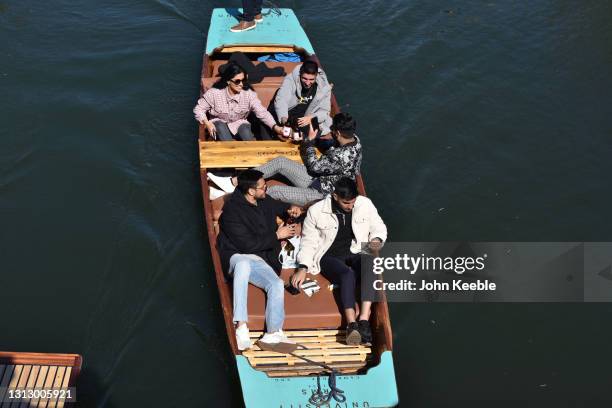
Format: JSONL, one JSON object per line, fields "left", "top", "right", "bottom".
{"left": 199, "top": 140, "right": 307, "bottom": 169}
{"left": 244, "top": 330, "right": 372, "bottom": 377}
{"left": 0, "top": 352, "right": 82, "bottom": 408}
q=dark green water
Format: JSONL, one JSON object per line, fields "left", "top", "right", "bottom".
{"left": 2, "top": 1, "right": 612, "bottom": 407}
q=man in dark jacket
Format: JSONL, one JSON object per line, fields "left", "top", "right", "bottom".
{"left": 217, "top": 169, "right": 302, "bottom": 350}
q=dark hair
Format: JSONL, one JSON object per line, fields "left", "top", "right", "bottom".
{"left": 333, "top": 177, "right": 358, "bottom": 200}
{"left": 299, "top": 60, "right": 319, "bottom": 76}
{"left": 331, "top": 112, "right": 357, "bottom": 137}
{"left": 213, "top": 62, "right": 252, "bottom": 90}
{"left": 236, "top": 169, "right": 264, "bottom": 194}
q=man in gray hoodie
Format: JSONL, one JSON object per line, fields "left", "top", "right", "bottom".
{"left": 273, "top": 60, "right": 333, "bottom": 141}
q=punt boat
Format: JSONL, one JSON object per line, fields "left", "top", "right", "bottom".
{"left": 198, "top": 8, "right": 399, "bottom": 408}
{"left": 0, "top": 351, "right": 82, "bottom": 407}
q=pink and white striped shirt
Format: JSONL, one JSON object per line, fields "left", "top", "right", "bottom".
{"left": 193, "top": 87, "right": 276, "bottom": 135}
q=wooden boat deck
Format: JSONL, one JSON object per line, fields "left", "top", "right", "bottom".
{"left": 243, "top": 330, "right": 372, "bottom": 377}
{"left": 0, "top": 352, "right": 82, "bottom": 408}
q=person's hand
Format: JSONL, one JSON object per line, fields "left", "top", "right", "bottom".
{"left": 278, "top": 131, "right": 290, "bottom": 142}
{"left": 297, "top": 116, "right": 312, "bottom": 127}
{"left": 287, "top": 205, "right": 303, "bottom": 218}
{"left": 368, "top": 238, "right": 383, "bottom": 252}
{"left": 280, "top": 117, "right": 288, "bottom": 126}
{"left": 276, "top": 223, "right": 297, "bottom": 239}
{"left": 291, "top": 268, "right": 307, "bottom": 288}
{"left": 273, "top": 125, "right": 284, "bottom": 136}
{"left": 205, "top": 122, "right": 217, "bottom": 139}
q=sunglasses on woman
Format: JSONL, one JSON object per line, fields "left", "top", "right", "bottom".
{"left": 229, "top": 78, "right": 245, "bottom": 85}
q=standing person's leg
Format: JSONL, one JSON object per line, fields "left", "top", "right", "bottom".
{"left": 242, "top": 0, "right": 256, "bottom": 22}
{"left": 266, "top": 185, "right": 324, "bottom": 206}
{"left": 214, "top": 121, "right": 235, "bottom": 141}
{"left": 253, "top": 0, "right": 263, "bottom": 21}
{"left": 236, "top": 123, "right": 255, "bottom": 141}
{"left": 247, "top": 259, "right": 285, "bottom": 334}
{"left": 255, "top": 156, "right": 313, "bottom": 187}
{"left": 231, "top": 1, "right": 257, "bottom": 32}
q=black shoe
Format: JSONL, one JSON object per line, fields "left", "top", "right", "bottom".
{"left": 345, "top": 322, "right": 361, "bottom": 345}
{"left": 358, "top": 320, "right": 372, "bottom": 345}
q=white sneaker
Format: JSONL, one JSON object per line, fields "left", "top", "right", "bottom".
{"left": 207, "top": 172, "right": 235, "bottom": 193}
{"left": 235, "top": 324, "right": 252, "bottom": 351}
{"left": 209, "top": 186, "right": 226, "bottom": 200}
{"left": 259, "top": 330, "right": 295, "bottom": 345}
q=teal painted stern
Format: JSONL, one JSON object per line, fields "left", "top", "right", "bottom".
{"left": 236, "top": 351, "right": 399, "bottom": 408}
{"left": 206, "top": 8, "right": 315, "bottom": 55}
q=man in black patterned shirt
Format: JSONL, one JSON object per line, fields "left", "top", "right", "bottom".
{"left": 208, "top": 112, "right": 362, "bottom": 207}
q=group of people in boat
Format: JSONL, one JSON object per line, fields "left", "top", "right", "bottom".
{"left": 194, "top": 58, "right": 387, "bottom": 350}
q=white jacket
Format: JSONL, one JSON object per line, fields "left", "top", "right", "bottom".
{"left": 297, "top": 195, "right": 388, "bottom": 275}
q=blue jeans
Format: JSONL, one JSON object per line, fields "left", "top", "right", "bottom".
{"left": 229, "top": 254, "right": 285, "bottom": 333}
{"left": 214, "top": 122, "right": 255, "bottom": 141}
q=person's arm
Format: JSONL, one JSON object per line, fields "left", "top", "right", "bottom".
{"left": 193, "top": 91, "right": 217, "bottom": 138}
{"left": 301, "top": 141, "right": 343, "bottom": 176}
{"left": 295, "top": 208, "right": 319, "bottom": 272}
{"left": 274, "top": 75, "right": 294, "bottom": 123}
{"left": 312, "top": 86, "right": 332, "bottom": 131}
{"left": 291, "top": 209, "right": 319, "bottom": 288}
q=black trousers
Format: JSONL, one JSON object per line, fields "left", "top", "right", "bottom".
{"left": 320, "top": 253, "right": 378, "bottom": 310}
{"left": 242, "top": 0, "right": 262, "bottom": 21}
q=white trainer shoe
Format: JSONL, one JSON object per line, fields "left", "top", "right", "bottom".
{"left": 235, "top": 324, "right": 252, "bottom": 351}
{"left": 207, "top": 172, "right": 235, "bottom": 193}
{"left": 259, "top": 330, "right": 295, "bottom": 345}
{"left": 209, "top": 186, "right": 226, "bottom": 200}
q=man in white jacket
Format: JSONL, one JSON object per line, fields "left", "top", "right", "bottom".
{"left": 291, "top": 177, "right": 388, "bottom": 345}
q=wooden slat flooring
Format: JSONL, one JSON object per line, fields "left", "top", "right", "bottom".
{"left": 244, "top": 329, "right": 372, "bottom": 377}
{"left": 0, "top": 363, "right": 73, "bottom": 408}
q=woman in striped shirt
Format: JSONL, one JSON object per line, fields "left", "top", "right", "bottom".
{"left": 194, "top": 62, "right": 284, "bottom": 141}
